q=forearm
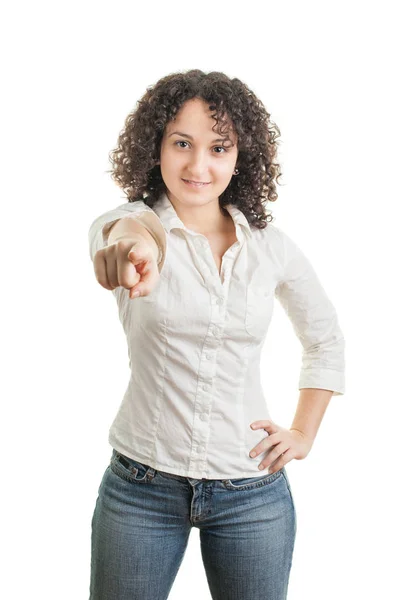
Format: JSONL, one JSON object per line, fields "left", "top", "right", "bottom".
{"left": 290, "top": 388, "right": 333, "bottom": 444}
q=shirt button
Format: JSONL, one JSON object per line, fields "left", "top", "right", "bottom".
{"left": 212, "top": 327, "right": 219, "bottom": 335}
{"left": 200, "top": 413, "right": 208, "bottom": 421}
{"left": 203, "top": 383, "right": 211, "bottom": 391}
{"left": 216, "top": 297, "right": 224, "bottom": 305}
{"left": 206, "top": 353, "right": 213, "bottom": 360}
{"left": 198, "top": 445, "right": 205, "bottom": 453}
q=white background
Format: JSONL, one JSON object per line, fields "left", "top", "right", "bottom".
{"left": 2, "top": 1, "right": 399, "bottom": 598}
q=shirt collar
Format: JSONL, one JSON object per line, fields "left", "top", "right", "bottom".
{"left": 152, "top": 191, "right": 254, "bottom": 240}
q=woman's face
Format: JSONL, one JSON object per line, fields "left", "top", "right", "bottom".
{"left": 159, "top": 97, "right": 238, "bottom": 208}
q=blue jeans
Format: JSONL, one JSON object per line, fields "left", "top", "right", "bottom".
{"left": 89, "top": 449, "right": 297, "bottom": 599}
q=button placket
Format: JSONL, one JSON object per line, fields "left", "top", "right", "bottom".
{"left": 190, "top": 290, "right": 225, "bottom": 473}
{"left": 188, "top": 233, "right": 239, "bottom": 475}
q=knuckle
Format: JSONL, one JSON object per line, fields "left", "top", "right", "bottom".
{"left": 115, "top": 238, "right": 131, "bottom": 250}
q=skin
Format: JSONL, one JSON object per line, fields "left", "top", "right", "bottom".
{"left": 248, "top": 421, "right": 313, "bottom": 474}
{"left": 157, "top": 97, "right": 239, "bottom": 235}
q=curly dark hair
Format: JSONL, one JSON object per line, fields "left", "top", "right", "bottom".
{"left": 107, "top": 69, "right": 283, "bottom": 230}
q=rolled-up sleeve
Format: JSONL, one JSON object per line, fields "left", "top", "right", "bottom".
{"left": 88, "top": 201, "right": 167, "bottom": 273}
{"left": 274, "top": 228, "right": 345, "bottom": 396}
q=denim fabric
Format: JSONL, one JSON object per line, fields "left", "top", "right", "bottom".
{"left": 89, "top": 449, "right": 297, "bottom": 600}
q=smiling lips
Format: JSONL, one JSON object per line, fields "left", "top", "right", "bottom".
{"left": 182, "top": 179, "right": 210, "bottom": 187}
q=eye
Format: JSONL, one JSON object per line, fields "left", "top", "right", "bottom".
{"left": 174, "top": 141, "right": 227, "bottom": 153}
{"left": 213, "top": 146, "right": 227, "bottom": 154}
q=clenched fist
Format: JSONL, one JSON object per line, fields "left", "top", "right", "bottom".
{"left": 93, "top": 235, "right": 160, "bottom": 300}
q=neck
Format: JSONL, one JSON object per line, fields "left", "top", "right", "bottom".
{"left": 168, "top": 195, "right": 232, "bottom": 235}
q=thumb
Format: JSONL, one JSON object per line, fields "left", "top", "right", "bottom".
{"left": 129, "top": 284, "right": 142, "bottom": 299}
{"left": 129, "top": 265, "right": 153, "bottom": 298}
{"left": 128, "top": 248, "right": 140, "bottom": 262}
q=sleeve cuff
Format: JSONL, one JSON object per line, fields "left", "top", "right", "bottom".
{"left": 299, "top": 368, "right": 345, "bottom": 396}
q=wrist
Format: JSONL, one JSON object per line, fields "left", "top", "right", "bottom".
{"left": 290, "top": 428, "right": 313, "bottom": 445}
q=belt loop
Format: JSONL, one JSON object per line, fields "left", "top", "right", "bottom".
{"left": 147, "top": 467, "right": 156, "bottom": 480}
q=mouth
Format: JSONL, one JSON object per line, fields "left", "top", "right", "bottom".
{"left": 182, "top": 179, "right": 211, "bottom": 187}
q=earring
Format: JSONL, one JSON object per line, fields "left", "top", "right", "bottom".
{"left": 233, "top": 168, "right": 239, "bottom": 175}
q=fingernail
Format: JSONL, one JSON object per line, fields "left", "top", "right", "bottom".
{"left": 250, "top": 451, "right": 256, "bottom": 457}
{"left": 132, "top": 291, "right": 140, "bottom": 298}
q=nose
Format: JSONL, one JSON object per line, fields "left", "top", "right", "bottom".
{"left": 186, "top": 150, "right": 210, "bottom": 180}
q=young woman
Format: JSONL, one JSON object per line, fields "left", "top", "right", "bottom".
{"left": 88, "top": 69, "right": 345, "bottom": 600}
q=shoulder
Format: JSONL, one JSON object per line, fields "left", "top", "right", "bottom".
{"left": 252, "top": 221, "right": 304, "bottom": 260}
{"left": 250, "top": 220, "right": 285, "bottom": 254}
{"left": 249, "top": 221, "right": 309, "bottom": 281}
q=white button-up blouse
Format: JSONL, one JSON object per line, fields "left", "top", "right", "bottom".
{"left": 88, "top": 191, "right": 345, "bottom": 479}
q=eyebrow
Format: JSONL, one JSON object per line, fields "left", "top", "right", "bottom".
{"left": 167, "top": 131, "right": 231, "bottom": 144}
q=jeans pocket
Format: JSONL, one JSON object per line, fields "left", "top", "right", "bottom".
{"left": 110, "top": 450, "right": 154, "bottom": 483}
{"left": 223, "top": 468, "right": 283, "bottom": 490}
